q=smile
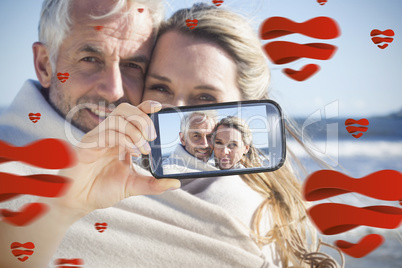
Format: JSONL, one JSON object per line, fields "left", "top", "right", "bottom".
{"left": 85, "top": 105, "right": 113, "bottom": 122}
{"left": 89, "top": 107, "right": 111, "bottom": 118}
{"left": 220, "top": 158, "right": 230, "bottom": 163}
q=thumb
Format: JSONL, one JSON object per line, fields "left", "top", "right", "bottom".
{"left": 137, "top": 100, "right": 162, "bottom": 114}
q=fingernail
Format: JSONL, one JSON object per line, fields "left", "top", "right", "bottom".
{"left": 149, "top": 100, "right": 161, "bottom": 106}
{"left": 149, "top": 101, "right": 162, "bottom": 113}
{"left": 148, "top": 126, "right": 157, "bottom": 140}
{"left": 167, "top": 187, "right": 179, "bottom": 191}
{"left": 143, "top": 142, "right": 151, "bottom": 153}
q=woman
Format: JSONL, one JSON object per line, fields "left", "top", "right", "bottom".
{"left": 213, "top": 116, "right": 259, "bottom": 170}
{"left": 142, "top": 3, "right": 341, "bottom": 267}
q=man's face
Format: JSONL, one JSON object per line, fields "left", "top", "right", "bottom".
{"left": 48, "top": 0, "right": 154, "bottom": 133}
{"left": 179, "top": 115, "right": 215, "bottom": 162}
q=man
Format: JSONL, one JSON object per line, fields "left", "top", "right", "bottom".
{"left": 0, "top": 1, "right": 275, "bottom": 268}
{"left": 0, "top": 1, "right": 180, "bottom": 267}
{"left": 163, "top": 111, "right": 219, "bottom": 174}
{"left": 0, "top": 0, "right": 161, "bottom": 145}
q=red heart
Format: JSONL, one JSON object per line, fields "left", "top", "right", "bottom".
{"left": 10, "top": 242, "right": 35, "bottom": 262}
{"left": 212, "top": 0, "right": 224, "bottom": 6}
{"left": 28, "top": 113, "right": 41, "bottom": 123}
{"left": 371, "top": 29, "right": 394, "bottom": 49}
{"left": 283, "top": 64, "right": 319, "bottom": 81}
{"left": 304, "top": 169, "right": 402, "bottom": 202}
{"left": 336, "top": 234, "right": 384, "bottom": 258}
{"left": 378, "top": 43, "right": 388, "bottom": 49}
{"left": 0, "top": 203, "right": 48, "bottom": 226}
{"left": 54, "top": 258, "right": 84, "bottom": 267}
{"left": 0, "top": 138, "right": 76, "bottom": 169}
{"left": 95, "top": 222, "right": 108, "bottom": 233}
{"left": 138, "top": 8, "right": 144, "bottom": 13}
{"left": 185, "top": 19, "right": 198, "bottom": 30}
{"left": 57, "top": 72, "right": 69, "bottom": 83}
{"left": 260, "top": 16, "right": 340, "bottom": 81}
{"left": 345, "top": 118, "right": 369, "bottom": 138}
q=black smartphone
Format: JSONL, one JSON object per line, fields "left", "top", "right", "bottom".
{"left": 148, "top": 100, "right": 286, "bottom": 179}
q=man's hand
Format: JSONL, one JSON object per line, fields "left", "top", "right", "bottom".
{"left": 54, "top": 100, "right": 181, "bottom": 215}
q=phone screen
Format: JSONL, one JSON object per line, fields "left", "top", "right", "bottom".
{"left": 149, "top": 100, "right": 285, "bottom": 179}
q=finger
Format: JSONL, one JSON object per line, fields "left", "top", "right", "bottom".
{"left": 124, "top": 152, "right": 181, "bottom": 196}
{"left": 110, "top": 103, "right": 159, "bottom": 141}
{"left": 91, "top": 115, "right": 147, "bottom": 149}
{"left": 83, "top": 128, "right": 148, "bottom": 156}
{"left": 101, "top": 130, "right": 150, "bottom": 155}
{"left": 136, "top": 100, "right": 162, "bottom": 114}
{"left": 112, "top": 115, "right": 150, "bottom": 151}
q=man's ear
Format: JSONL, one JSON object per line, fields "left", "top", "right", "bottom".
{"left": 33, "top": 42, "right": 52, "bottom": 88}
{"left": 179, "top": 132, "right": 186, "bottom": 146}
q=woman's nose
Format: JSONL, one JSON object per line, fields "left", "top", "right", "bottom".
{"left": 169, "top": 96, "right": 186, "bottom": 107}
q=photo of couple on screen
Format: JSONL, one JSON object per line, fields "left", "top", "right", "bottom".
{"left": 159, "top": 107, "right": 271, "bottom": 175}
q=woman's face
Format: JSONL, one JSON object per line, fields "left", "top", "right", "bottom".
{"left": 214, "top": 125, "right": 249, "bottom": 169}
{"left": 143, "top": 31, "right": 242, "bottom": 107}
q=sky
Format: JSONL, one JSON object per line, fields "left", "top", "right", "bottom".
{"left": 0, "top": 0, "right": 401, "bottom": 118}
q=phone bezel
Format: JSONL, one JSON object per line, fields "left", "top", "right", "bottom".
{"left": 148, "top": 100, "right": 286, "bottom": 179}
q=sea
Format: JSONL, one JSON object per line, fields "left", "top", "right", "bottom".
{"left": 289, "top": 115, "right": 402, "bottom": 267}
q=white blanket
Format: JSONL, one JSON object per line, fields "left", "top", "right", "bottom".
{"left": 162, "top": 143, "right": 219, "bottom": 175}
{"left": 0, "top": 80, "right": 281, "bottom": 267}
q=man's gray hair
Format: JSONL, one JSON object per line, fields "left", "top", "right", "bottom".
{"left": 180, "top": 110, "right": 217, "bottom": 137}
{"left": 38, "top": 0, "right": 165, "bottom": 70}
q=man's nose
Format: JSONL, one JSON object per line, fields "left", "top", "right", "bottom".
{"left": 223, "top": 147, "right": 229, "bottom": 155}
{"left": 199, "top": 136, "right": 209, "bottom": 147}
{"left": 97, "top": 64, "right": 124, "bottom": 102}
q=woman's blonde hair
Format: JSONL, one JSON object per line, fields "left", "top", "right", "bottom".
{"left": 160, "top": 3, "right": 341, "bottom": 267}
{"left": 158, "top": 3, "right": 270, "bottom": 101}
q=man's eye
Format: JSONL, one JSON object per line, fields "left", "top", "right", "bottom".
{"left": 81, "top": 57, "right": 98, "bottom": 63}
{"left": 124, "top": 62, "right": 141, "bottom": 69}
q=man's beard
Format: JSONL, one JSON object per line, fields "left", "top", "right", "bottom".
{"left": 193, "top": 147, "right": 212, "bottom": 162}
{"left": 48, "top": 78, "right": 125, "bottom": 133}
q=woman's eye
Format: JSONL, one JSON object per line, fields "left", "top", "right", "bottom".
{"left": 229, "top": 143, "right": 237, "bottom": 149}
{"left": 198, "top": 94, "right": 216, "bottom": 102}
{"left": 147, "top": 85, "right": 169, "bottom": 93}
